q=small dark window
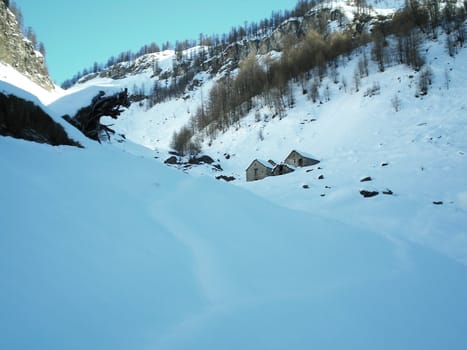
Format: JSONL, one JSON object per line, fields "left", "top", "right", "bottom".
{"left": 298, "top": 158, "right": 303, "bottom": 166}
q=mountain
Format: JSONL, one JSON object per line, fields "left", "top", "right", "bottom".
{"left": 0, "top": 1, "right": 53, "bottom": 90}
{"left": 0, "top": 6, "right": 79, "bottom": 147}
{"left": 1, "top": 0, "right": 467, "bottom": 349}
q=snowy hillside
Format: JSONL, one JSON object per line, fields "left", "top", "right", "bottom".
{"left": 62, "top": 33, "right": 467, "bottom": 264}
{"left": 2, "top": 81, "right": 467, "bottom": 349}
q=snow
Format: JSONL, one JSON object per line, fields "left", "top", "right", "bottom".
{"left": 0, "top": 62, "right": 62, "bottom": 105}
{"left": 2, "top": 130, "right": 467, "bottom": 350}
{"left": 287, "top": 149, "right": 320, "bottom": 161}
{"left": 250, "top": 158, "right": 273, "bottom": 168}
{"left": 2, "top": 3, "right": 467, "bottom": 348}
{"left": 199, "top": 38, "right": 467, "bottom": 265}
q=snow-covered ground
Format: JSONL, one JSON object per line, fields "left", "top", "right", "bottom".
{"left": 69, "top": 35, "right": 467, "bottom": 265}
{"left": 2, "top": 126, "right": 467, "bottom": 349}
{"left": 2, "top": 87, "right": 467, "bottom": 349}
{"left": 1, "top": 6, "right": 467, "bottom": 349}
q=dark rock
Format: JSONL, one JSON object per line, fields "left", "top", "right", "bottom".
{"left": 306, "top": 169, "right": 314, "bottom": 173}
{"left": 318, "top": 175, "right": 324, "bottom": 180}
{"left": 360, "top": 190, "right": 379, "bottom": 198}
{"left": 381, "top": 162, "right": 389, "bottom": 167}
{"left": 360, "top": 176, "right": 372, "bottom": 182}
{"left": 0, "top": 93, "right": 81, "bottom": 147}
{"left": 302, "top": 184, "right": 310, "bottom": 189}
{"left": 164, "top": 156, "right": 178, "bottom": 164}
{"left": 213, "top": 164, "right": 223, "bottom": 171}
{"left": 216, "top": 175, "right": 236, "bottom": 182}
{"left": 320, "top": 194, "right": 326, "bottom": 197}
{"left": 433, "top": 201, "right": 443, "bottom": 205}
{"left": 224, "top": 153, "right": 231, "bottom": 160}
{"left": 325, "top": 186, "right": 331, "bottom": 189}
{"left": 382, "top": 189, "right": 394, "bottom": 195}
{"left": 169, "top": 150, "right": 182, "bottom": 156}
{"left": 189, "top": 155, "right": 215, "bottom": 165}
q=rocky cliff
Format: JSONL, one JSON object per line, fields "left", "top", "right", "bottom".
{"left": 0, "top": 1, "right": 54, "bottom": 90}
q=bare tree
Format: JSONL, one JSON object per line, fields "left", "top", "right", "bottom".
{"left": 353, "top": 69, "right": 361, "bottom": 92}
{"left": 444, "top": 68, "right": 450, "bottom": 90}
{"left": 309, "top": 77, "right": 320, "bottom": 103}
{"left": 391, "top": 95, "right": 402, "bottom": 112}
{"left": 372, "top": 31, "right": 387, "bottom": 72}
{"left": 417, "top": 66, "right": 433, "bottom": 96}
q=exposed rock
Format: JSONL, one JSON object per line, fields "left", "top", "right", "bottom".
{"left": 188, "top": 155, "right": 215, "bottom": 165}
{"left": 164, "top": 156, "right": 178, "bottom": 164}
{"left": 360, "top": 176, "right": 372, "bottom": 182}
{"left": 216, "top": 175, "right": 236, "bottom": 182}
{"left": 383, "top": 189, "right": 394, "bottom": 195}
{"left": 168, "top": 150, "right": 183, "bottom": 156}
{"left": 381, "top": 162, "right": 389, "bottom": 167}
{"left": 433, "top": 201, "right": 443, "bottom": 205}
{"left": 0, "top": 93, "right": 80, "bottom": 147}
{"left": 0, "top": 2, "right": 53, "bottom": 90}
{"left": 302, "top": 184, "right": 310, "bottom": 189}
{"left": 318, "top": 175, "right": 324, "bottom": 180}
{"left": 360, "top": 190, "right": 379, "bottom": 198}
{"left": 89, "top": 8, "right": 357, "bottom": 85}
{"left": 218, "top": 8, "right": 355, "bottom": 65}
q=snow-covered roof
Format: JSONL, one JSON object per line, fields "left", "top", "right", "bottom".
{"left": 247, "top": 159, "right": 273, "bottom": 170}
{"left": 286, "top": 150, "right": 320, "bottom": 161}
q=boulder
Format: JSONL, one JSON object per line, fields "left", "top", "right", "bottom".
{"left": 164, "top": 156, "right": 178, "bottom": 164}
{"left": 360, "top": 190, "right": 379, "bottom": 198}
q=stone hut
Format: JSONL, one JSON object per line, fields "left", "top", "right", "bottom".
{"left": 246, "top": 159, "right": 273, "bottom": 182}
{"left": 284, "top": 150, "right": 320, "bottom": 168}
{"left": 272, "top": 163, "right": 295, "bottom": 176}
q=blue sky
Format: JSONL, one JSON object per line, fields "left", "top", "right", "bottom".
{"left": 16, "top": 0, "right": 299, "bottom": 84}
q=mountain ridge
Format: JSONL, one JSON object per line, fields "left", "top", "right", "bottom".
{"left": 0, "top": 1, "right": 53, "bottom": 90}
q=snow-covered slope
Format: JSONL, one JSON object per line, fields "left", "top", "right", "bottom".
{"left": 76, "top": 34, "right": 467, "bottom": 265}
{"left": 0, "top": 62, "right": 62, "bottom": 105}
{"left": 2, "top": 124, "right": 467, "bottom": 350}
{"left": 227, "top": 39, "right": 467, "bottom": 264}
{"left": 2, "top": 53, "right": 467, "bottom": 350}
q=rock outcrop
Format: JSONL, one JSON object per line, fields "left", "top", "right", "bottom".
{"left": 0, "top": 92, "right": 81, "bottom": 147}
{"left": 0, "top": 1, "right": 54, "bottom": 90}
